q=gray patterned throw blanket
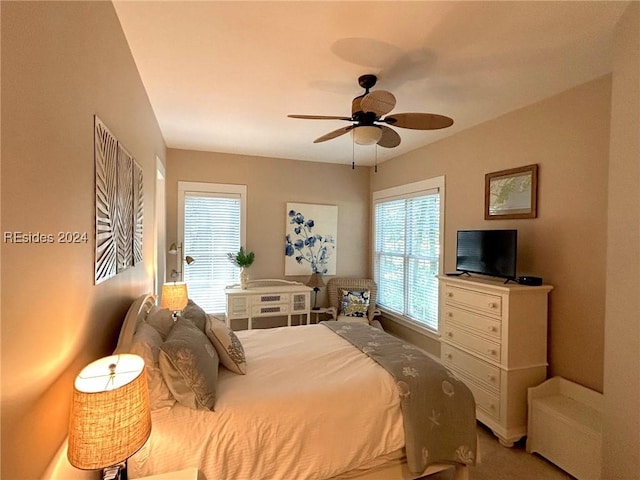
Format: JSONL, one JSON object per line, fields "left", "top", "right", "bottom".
{"left": 323, "top": 322, "right": 477, "bottom": 474}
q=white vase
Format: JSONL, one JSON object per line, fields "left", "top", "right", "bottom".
{"left": 240, "top": 268, "right": 249, "bottom": 289}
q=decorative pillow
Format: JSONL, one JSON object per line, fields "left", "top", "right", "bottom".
{"left": 340, "top": 289, "right": 370, "bottom": 318}
{"left": 204, "top": 314, "right": 247, "bottom": 375}
{"left": 130, "top": 323, "right": 176, "bottom": 410}
{"left": 181, "top": 299, "right": 207, "bottom": 331}
{"left": 145, "top": 305, "right": 175, "bottom": 340}
{"left": 159, "top": 318, "right": 219, "bottom": 410}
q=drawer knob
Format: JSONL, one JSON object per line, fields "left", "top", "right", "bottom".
{"left": 447, "top": 292, "right": 454, "bottom": 297}
{"left": 487, "top": 374, "right": 496, "bottom": 382}
{"left": 447, "top": 312, "right": 453, "bottom": 318}
{"left": 445, "top": 353, "right": 452, "bottom": 359}
{"left": 446, "top": 331, "right": 453, "bottom": 337}
{"left": 488, "top": 302, "right": 497, "bottom": 308}
{"left": 490, "top": 403, "right": 496, "bottom": 410}
{"left": 487, "top": 349, "right": 496, "bottom": 355}
{"left": 488, "top": 326, "right": 497, "bottom": 332}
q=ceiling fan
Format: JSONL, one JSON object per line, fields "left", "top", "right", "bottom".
{"left": 288, "top": 74, "right": 454, "bottom": 148}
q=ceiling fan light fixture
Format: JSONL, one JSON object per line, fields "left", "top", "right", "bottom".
{"left": 353, "top": 125, "right": 382, "bottom": 145}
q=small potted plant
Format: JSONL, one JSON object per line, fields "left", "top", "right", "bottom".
{"left": 227, "top": 246, "right": 255, "bottom": 289}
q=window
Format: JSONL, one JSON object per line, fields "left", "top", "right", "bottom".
{"left": 372, "top": 177, "right": 444, "bottom": 332}
{"left": 178, "top": 182, "right": 246, "bottom": 313}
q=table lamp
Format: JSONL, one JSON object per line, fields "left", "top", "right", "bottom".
{"left": 161, "top": 282, "right": 189, "bottom": 318}
{"left": 68, "top": 354, "right": 151, "bottom": 480}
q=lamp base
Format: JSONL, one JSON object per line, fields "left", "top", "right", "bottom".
{"left": 103, "top": 462, "right": 127, "bottom": 480}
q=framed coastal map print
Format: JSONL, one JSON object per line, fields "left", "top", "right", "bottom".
{"left": 485, "top": 164, "right": 538, "bottom": 220}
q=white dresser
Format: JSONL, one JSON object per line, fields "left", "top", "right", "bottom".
{"left": 225, "top": 281, "right": 311, "bottom": 329}
{"left": 438, "top": 275, "right": 553, "bottom": 446}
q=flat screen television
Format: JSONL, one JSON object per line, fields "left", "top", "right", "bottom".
{"left": 456, "top": 229, "right": 517, "bottom": 280}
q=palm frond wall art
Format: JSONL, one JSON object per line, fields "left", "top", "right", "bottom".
{"left": 94, "top": 116, "right": 144, "bottom": 284}
{"left": 116, "top": 143, "right": 134, "bottom": 272}
{"left": 133, "top": 161, "right": 144, "bottom": 265}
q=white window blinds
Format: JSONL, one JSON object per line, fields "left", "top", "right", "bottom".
{"left": 180, "top": 183, "right": 245, "bottom": 313}
{"left": 373, "top": 180, "right": 442, "bottom": 331}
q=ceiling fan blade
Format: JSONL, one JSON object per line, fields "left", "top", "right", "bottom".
{"left": 360, "top": 90, "right": 396, "bottom": 116}
{"left": 313, "top": 125, "right": 355, "bottom": 143}
{"left": 383, "top": 113, "right": 454, "bottom": 130}
{"left": 288, "top": 114, "right": 351, "bottom": 121}
{"left": 377, "top": 126, "right": 401, "bottom": 148}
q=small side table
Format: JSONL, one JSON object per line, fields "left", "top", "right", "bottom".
{"left": 134, "top": 468, "right": 201, "bottom": 480}
{"left": 310, "top": 307, "right": 331, "bottom": 323}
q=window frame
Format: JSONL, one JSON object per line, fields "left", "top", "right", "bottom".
{"left": 177, "top": 181, "right": 247, "bottom": 313}
{"left": 371, "top": 176, "right": 445, "bottom": 336}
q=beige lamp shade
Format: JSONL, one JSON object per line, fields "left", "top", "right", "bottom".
{"left": 68, "top": 354, "right": 151, "bottom": 470}
{"left": 306, "top": 272, "right": 325, "bottom": 289}
{"left": 161, "top": 282, "right": 189, "bottom": 311}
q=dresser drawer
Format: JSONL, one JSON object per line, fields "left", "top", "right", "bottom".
{"left": 228, "top": 297, "right": 249, "bottom": 318}
{"left": 449, "top": 366, "right": 501, "bottom": 421}
{"left": 251, "top": 303, "right": 290, "bottom": 317}
{"left": 252, "top": 293, "right": 290, "bottom": 305}
{"left": 443, "top": 306, "right": 501, "bottom": 340}
{"left": 442, "top": 343, "right": 501, "bottom": 393}
{"left": 444, "top": 285, "right": 502, "bottom": 317}
{"left": 442, "top": 324, "right": 501, "bottom": 363}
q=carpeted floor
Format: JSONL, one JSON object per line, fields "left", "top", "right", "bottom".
{"left": 423, "top": 423, "right": 574, "bottom": 480}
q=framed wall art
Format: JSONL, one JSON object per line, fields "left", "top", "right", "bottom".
{"left": 94, "top": 117, "right": 119, "bottom": 284}
{"left": 94, "top": 115, "right": 144, "bottom": 284}
{"left": 284, "top": 203, "right": 337, "bottom": 275}
{"left": 485, "top": 164, "right": 538, "bottom": 220}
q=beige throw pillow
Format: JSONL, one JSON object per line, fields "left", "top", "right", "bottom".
{"left": 181, "top": 299, "right": 207, "bottom": 331}
{"left": 130, "top": 322, "right": 176, "bottom": 410}
{"left": 159, "top": 318, "right": 219, "bottom": 410}
{"left": 204, "top": 314, "right": 247, "bottom": 375}
{"left": 145, "top": 305, "right": 175, "bottom": 340}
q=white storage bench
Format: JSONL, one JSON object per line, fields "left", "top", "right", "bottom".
{"left": 526, "top": 376, "right": 603, "bottom": 480}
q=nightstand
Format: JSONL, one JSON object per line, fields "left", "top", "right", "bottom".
{"left": 134, "top": 468, "right": 201, "bottom": 480}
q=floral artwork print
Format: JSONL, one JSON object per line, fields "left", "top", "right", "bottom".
{"left": 284, "top": 203, "right": 337, "bottom": 275}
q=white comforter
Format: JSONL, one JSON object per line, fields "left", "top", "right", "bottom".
{"left": 129, "top": 324, "right": 404, "bottom": 480}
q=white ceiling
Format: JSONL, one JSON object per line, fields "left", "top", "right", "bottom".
{"left": 113, "top": 1, "right": 629, "bottom": 166}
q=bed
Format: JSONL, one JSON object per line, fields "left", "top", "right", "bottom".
{"left": 115, "top": 294, "right": 477, "bottom": 480}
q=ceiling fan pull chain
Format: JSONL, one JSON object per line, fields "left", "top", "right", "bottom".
{"left": 352, "top": 134, "right": 355, "bottom": 170}
{"left": 374, "top": 145, "right": 378, "bottom": 173}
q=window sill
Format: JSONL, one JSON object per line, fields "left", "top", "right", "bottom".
{"left": 378, "top": 308, "right": 441, "bottom": 341}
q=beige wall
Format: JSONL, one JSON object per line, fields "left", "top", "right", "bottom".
{"left": 372, "top": 76, "right": 612, "bottom": 393}
{"left": 1, "top": 2, "right": 635, "bottom": 478}
{"left": 166, "top": 149, "right": 371, "bottom": 309}
{"left": 1, "top": 2, "right": 165, "bottom": 478}
{"left": 602, "top": 2, "right": 640, "bottom": 477}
